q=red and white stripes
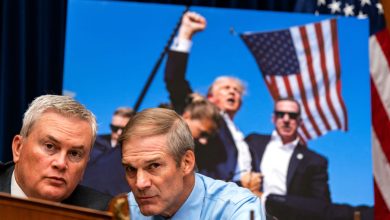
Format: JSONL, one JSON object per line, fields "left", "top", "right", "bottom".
{"left": 264, "top": 19, "right": 348, "bottom": 141}
{"left": 370, "top": 28, "right": 390, "bottom": 219}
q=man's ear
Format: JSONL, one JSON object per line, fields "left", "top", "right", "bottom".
{"left": 182, "top": 111, "right": 191, "bottom": 120}
{"left": 207, "top": 91, "right": 215, "bottom": 103}
{"left": 181, "top": 150, "right": 195, "bottom": 175}
{"left": 12, "top": 135, "right": 23, "bottom": 163}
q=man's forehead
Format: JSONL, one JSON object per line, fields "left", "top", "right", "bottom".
{"left": 112, "top": 114, "right": 130, "bottom": 122}
{"left": 123, "top": 153, "right": 165, "bottom": 165}
{"left": 30, "top": 115, "right": 93, "bottom": 150}
{"left": 212, "top": 77, "right": 243, "bottom": 91}
{"left": 122, "top": 140, "right": 172, "bottom": 166}
{"left": 123, "top": 135, "right": 168, "bottom": 151}
{"left": 275, "top": 100, "right": 299, "bottom": 111}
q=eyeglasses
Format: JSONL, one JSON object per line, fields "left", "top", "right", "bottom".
{"left": 274, "top": 111, "right": 300, "bottom": 120}
{"left": 110, "top": 124, "right": 125, "bottom": 133}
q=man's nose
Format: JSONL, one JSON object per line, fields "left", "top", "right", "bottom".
{"left": 135, "top": 170, "right": 152, "bottom": 190}
{"left": 282, "top": 113, "right": 290, "bottom": 121}
{"left": 227, "top": 87, "right": 236, "bottom": 94}
{"left": 52, "top": 153, "right": 67, "bottom": 171}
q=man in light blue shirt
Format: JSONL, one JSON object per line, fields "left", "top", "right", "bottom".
{"left": 120, "top": 108, "right": 265, "bottom": 219}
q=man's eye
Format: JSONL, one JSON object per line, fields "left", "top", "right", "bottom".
{"left": 68, "top": 150, "right": 83, "bottom": 161}
{"left": 125, "top": 166, "right": 136, "bottom": 173}
{"left": 149, "top": 163, "right": 160, "bottom": 170}
{"left": 44, "top": 143, "right": 56, "bottom": 152}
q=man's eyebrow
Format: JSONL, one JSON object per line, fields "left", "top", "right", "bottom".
{"left": 144, "top": 157, "right": 163, "bottom": 164}
{"left": 46, "top": 135, "right": 85, "bottom": 149}
{"left": 122, "top": 157, "right": 163, "bottom": 167}
{"left": 46, "top": 135, "right": 60, "bottom": 144}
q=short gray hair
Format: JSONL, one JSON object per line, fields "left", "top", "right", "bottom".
{"left": 120, "top": 108, "right": 194, "bottom": 166}
{"left": 207, "top": 76, "right": 246, "bottom": 97}
{"left": 20, "top": 95, "right": 97, "bottom": 145}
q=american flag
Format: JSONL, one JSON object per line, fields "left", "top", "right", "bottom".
{"left": 241, "top": 18, "right": 348, "bottom": 141}
{"left": 316, "top": 0, "right": 388, "bottom": 219}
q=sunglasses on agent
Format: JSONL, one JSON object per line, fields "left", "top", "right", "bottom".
{"left": 274, "top": 111, "right": 300, "bottom": 120}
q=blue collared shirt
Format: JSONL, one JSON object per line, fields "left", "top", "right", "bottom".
{"left": 128, "top": 173, "right": 265, "bottom": 220}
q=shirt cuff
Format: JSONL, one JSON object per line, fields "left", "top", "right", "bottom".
{"left": 170, "top": 37, "right": 192, "bottom": 53}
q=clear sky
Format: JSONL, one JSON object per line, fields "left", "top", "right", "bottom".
{"left": 64, "top": 0, "right": 372, "bottom": 205}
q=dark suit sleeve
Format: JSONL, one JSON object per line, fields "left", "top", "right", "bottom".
{"left": 266, "top": 194, "right": 373, "bottom": 220}
{"left": 63, "top": 185, "right": 113, "bottom": 211}
{"left": 164, "top": 50, "right": 193, "bottom": 115}
{"left": 265, "top": 152, "right": 332, "bottom": 220}
{"left": 306, "top": 154, "right": 331, "bottom": 202}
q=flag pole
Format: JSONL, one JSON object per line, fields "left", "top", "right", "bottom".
{"left": 133, "top": 6, "right": 190, "bottom": 112}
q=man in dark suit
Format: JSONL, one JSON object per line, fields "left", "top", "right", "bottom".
{"left": 81, "top": 107, "right": 133, "bottom": 196}
{"left": 164, "top": 11, "right": 261, "bottom": 192}
{"left": 246, "top": 97, "right": 331, "bottom": 220}
{"left": 0, "top": 95, "right": 112, "bottom": 211}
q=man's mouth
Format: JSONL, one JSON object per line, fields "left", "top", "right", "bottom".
{"left": 226, "top": 98, "right": 235, "bottom": 105}
{"left": 137, "top": 195, "right": 157, "bottom": 203}
{"left": 46, "top": 176, "right": 66, "bottom": 186}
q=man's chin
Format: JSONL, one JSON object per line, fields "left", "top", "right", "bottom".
{"left": 223, "top": 106, "right": 239, "bottom": 114}
{"left": 37, "top": 188, "right": 69, "bottom": 202}
{"left": 139, "top": 205, "right": 161, "bottom": 216}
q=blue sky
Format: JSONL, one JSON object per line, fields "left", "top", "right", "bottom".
{"left": 64, "top": 0, "right": 372, "bottom": 205}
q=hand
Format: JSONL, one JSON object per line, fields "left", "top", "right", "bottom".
{"left": 241, "top": 171, "right": 263, "bottom": 192}
{"left": 251, "top": 190, "right": 263, "bottom": 198}
{"left": 177, "top": 11, "right": 207, "bottom": 40}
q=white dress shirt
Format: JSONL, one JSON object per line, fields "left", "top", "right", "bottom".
{"left": 11, "top": 171, "right": 27, "bottom": 199}
{"left": 260, "top": 131, "right": 299, "bottom": 205}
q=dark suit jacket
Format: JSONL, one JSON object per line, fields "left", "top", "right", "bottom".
{"left": 265, "top": 194, "right": 373, "bottom": 220}
{"left": 246, "top": 133, "right": 331, "bottom": 220}
{"left": 0, "top": 161, "right": 112, "bottom": 211}
{"left": 165, "top": 50, "right": 258, "bottom": 181}
{"left": 81, "top": 134, "right": 130, "bottom": 196}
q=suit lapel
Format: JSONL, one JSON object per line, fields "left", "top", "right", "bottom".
{"left": 0, "top": 162, "right": 14, "bottom": 193}
{"left": 218, "top": 118, "right": 236, "bottom": 151}
{"left": 258, "top": 136, "right": 272, "bottom": 165}
{"left": 217, "top": 119, "right": 238, "bottom": 179}
{"left": 286, "top": 144, "right": 305, "bottom": 190}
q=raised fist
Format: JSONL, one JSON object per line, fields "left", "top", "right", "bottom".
{"left": 178, "top": 11, "right": 207, "bottom": 40}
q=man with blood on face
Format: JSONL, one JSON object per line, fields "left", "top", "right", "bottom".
{"left": 164, "top": 11, "right": 262, "bottom": 193}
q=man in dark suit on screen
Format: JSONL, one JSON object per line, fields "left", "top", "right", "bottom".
{"left": 246, "top": 97, "right": 331, "bottom": 220}
{"left": 81, "top": 107, "right": 133, "bottom": 196}
{"left": 0, "top": 95, "right": 112, "bottom": 211}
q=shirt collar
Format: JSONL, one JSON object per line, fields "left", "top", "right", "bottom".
{"left": 271, "top": 130, "right": 299, "bottom": 150}
{"left": 11, "top": 170, "right": 28, "bottom": 199}
{"left": 170, "top": 174, "right": 203, "bottom": 219}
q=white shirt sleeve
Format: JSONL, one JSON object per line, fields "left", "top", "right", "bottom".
{"left": 170, "top": 37, "right": 192, "bottom": 53}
